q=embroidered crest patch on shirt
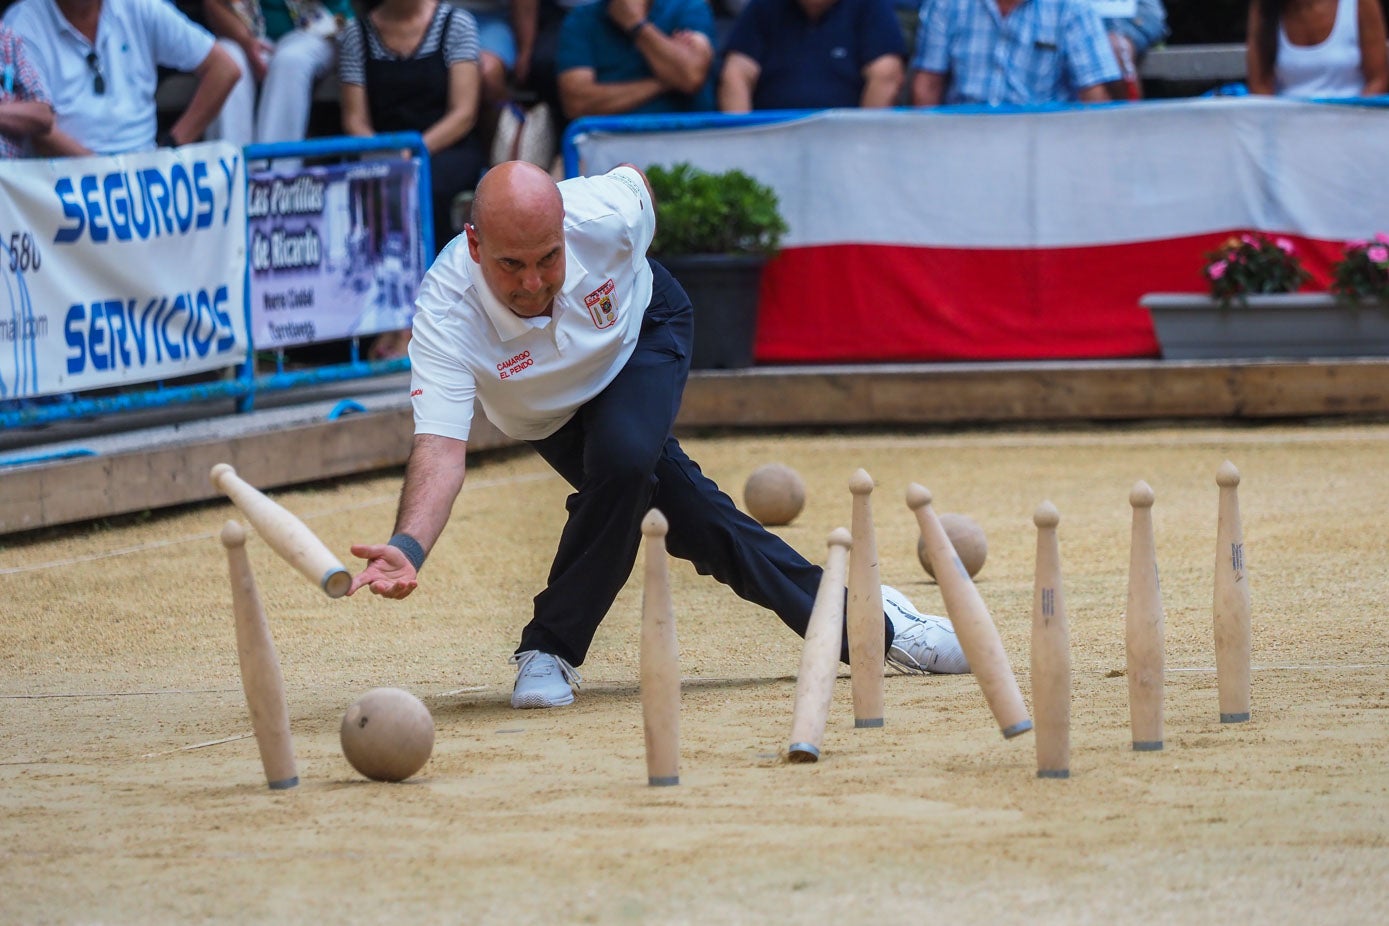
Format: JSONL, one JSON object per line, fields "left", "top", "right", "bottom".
{"left": 583, "top": 279, "right": 618, "bottom": 329}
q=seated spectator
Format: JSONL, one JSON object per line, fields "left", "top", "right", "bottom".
{"left": 1104, "top": 0, "right": 1168, "bottom": 99}
{"left": 1246, "top": 0, "right": 1388, "bottom": 98}
{"left": 717, "top": 0, "right": 905, "bottom": 112}
{"left": 4, "top": 0, "right": 240, "bottom": 155}
{"left": 446, "top": 0, "right": 532, "bottom": 107}
{"left": 556, "top": 0, "right": 717, "bottom": 119}
{"left": 0, "top": 22, "right": 55, "bottom": 157}
{"left": 910, "top": 0, "right": 1121, "bottom": 106}
{"left": 203, "top": 0, "right": 354, "bottom": 146}
{"left": 445, "top": 0, "right": 558, "bottom": 171}
{"left": 338, "top": 0, "right": 486, "bottom": 257}
{"left": 515, "top": 0, "right": 580, "bottom": 125}
{"left": 340, "top": 0, "right": 486, "bottom": 359}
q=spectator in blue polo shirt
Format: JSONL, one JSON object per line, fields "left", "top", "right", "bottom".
{"left": 911, "top": 0, "right": 1121, "bottom": 106}
{"left": 718, "top": 0, "right": 906, "bottom": 111}
{"left": 556, "top": 0, "right": 717, "bottom": 119}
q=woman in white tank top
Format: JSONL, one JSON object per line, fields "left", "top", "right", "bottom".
{"left": 1247, "top": 0, "right": 1389, "bottom": 98}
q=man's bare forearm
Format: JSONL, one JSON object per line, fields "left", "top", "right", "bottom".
{"left": 393, "top": 433, "right": 469, "bottom": 553}
{"left": 559, "top": 73, "right": 663, "bottom": 118}
{"left": 632, "top": 27, "right": 710, "bottom": 95}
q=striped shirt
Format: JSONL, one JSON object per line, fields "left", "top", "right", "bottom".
{"left": 337, "top": 1, "right": 478, "bottom": 85}
{"left": 912, "top": 0, "right": 1121, "bottom": 105}
{"left": 0, "top": 24, "right": 51, "bottom": 158}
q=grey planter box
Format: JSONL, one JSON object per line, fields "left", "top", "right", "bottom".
{"left": 1141, "top": 293, "right": 1389, "bottom": 360}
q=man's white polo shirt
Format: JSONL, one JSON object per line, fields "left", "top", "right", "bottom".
{"left": 4, "top": 0, "right": 214, "bottom": 154}
{"left": 409, "top": 166, "right": 657, "bottom": 442}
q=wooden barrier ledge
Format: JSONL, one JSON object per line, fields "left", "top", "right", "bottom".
{"left": 3, "top": 358, "right": 1389, "bottom": 536}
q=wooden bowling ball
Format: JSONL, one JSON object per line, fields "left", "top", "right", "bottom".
{"left": 743, "top": 463, "right": 806, "bottom": 526}
{"left": 340, "top": 687, "right": 434, "bottom": 782}
{"left": 918, "top": 513, "right": 988, "bottom": 579}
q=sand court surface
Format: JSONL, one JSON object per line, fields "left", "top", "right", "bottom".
{"left": 2, "top": 422, "right": 1387, "bottom": 924}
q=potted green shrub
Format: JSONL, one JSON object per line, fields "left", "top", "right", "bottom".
{"left": 645, "top": 162, "right": 788, "bottom": 370}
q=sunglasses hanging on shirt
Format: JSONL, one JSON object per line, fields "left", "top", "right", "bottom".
{"left": 86, "top": 51, "right": 106, "bottom": 95}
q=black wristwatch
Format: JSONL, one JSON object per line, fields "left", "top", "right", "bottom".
{"left": 156, "top": 130, "right": 178, "bottom": 149}
{"left": 626, "top": 18, "right": 649, "bottom": 39}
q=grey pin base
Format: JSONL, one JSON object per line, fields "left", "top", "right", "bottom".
{"left": 322, "top": 569, "right": 351, "bottom": 599}
{"left": 1132, "top": 740, "right": 1164, "bottom": 752}
{"left": 787, "top": 743, "right": 820, "bottom": 763}
{"left": 1036, "top": 769, "right": 1070, "bottom": 779}
{"left": 648, "top": 776, "right": 679, "bottom": 787}
{"left": 1220, "top": 712, "right": 1251, "bottom": 723}
{"left": 267, "top": 776, "right": 299, "bottom": 790}
{"left": 1001, "top": 719, "right": 1034, "bottom": 739}
{"left": 854, "top": 717, "right": 884, "bottom": 728}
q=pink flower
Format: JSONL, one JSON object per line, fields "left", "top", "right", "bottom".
{"left": 1208, "top": 260, "right": 1227, "bottom": 280}
{"left": 1348, "top": 239, "right": 1369, "bottom": 250}
{"left": 1276, "top": 238, "right": 1295, "bottom": 254}
{"left": 1375, "top": 231, "right": 1389, "bottom": 244}
{"left": 1368, "top": 245, "right": 1389, "bottom": 264}
{"left": 1240, "top": 233, "right": 1259, "bottom": 246}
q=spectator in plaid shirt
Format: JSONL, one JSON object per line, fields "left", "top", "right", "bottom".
{"left": 0, "top": 23, "right": 54, "bottom": 157}
{"left": 910, "top": 0, "right": 1121, "bottom": 106}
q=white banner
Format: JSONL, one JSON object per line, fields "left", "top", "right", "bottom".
{"left": 571, "top": 99, "right": 1389, "bottom": 248}
{"left": 248, "top": 158, "right": 424, "bottom": 349}
{"left": 0, "top": 141, "right": 248, "bottom": 400}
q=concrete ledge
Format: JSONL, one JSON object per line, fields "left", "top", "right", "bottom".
{"left": 674, "top": 359, "right": 1389, "bottom": 426}
{"left": 0, "top": 388, "right": 509, "bottom": 536}
{"left": 5, "top": 359, "right": 1389, "bottom": 536}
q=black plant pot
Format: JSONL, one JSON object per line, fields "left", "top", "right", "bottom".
{"left": 657, "top": 253, "right": 766, "bottom": 370}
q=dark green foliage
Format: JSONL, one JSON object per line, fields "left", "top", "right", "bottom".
{"left": 646, "top": 163, "right": 788, "bottom": 258}
{"left": 1202, "top": 233, "right": 1310, "bottom": 308}
{"left": 1331, "top": 236, "right": 1389, "bottom": 302}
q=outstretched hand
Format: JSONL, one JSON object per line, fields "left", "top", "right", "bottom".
{"left": 347, "top": 543, "right": 419, "bottom": 599}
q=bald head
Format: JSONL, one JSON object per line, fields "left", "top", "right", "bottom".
{"left": 466, "top": 161, "right": 568, "bottom": 319}
{"left": 472, "top": 160, "right": 565, "bottom": 241}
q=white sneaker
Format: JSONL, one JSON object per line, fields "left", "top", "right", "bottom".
{"left": 509, "top": 650, "right": 581, "bottom": 708}
{"left": 882, "top": 585, "right": 970, "bottom": 675}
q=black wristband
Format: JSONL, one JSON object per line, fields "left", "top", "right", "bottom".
{"left": 626, "top": 18, "right": 649, "bottom": 39}
{"left": 156, "top": 130, "right": 178, "bottom": 149}
{"left": 388, "top": 532, "right": 427, "bottom": 572}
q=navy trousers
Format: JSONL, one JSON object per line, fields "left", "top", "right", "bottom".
{"left": 520, "top": 260, "right": 873, "bottom": 666}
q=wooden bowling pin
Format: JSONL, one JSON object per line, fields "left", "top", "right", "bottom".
{"left": 1126, "top": 481, "right": 1165, "bottom": 751}
{"left": 846, "top": 469, "right": 885, "bottom": 729}
{"left": 1213, "top": 461, "right": 1251, "bottom": 723}
{"left": 788, "top": 528, "right": 853, "bottom": 763}
{"left": 640, "top": 509, "right": 680, "bottom": 786}
{"left": 907, "top": 483, "right": 1032, "bottom": 739}
{"left": 1032, "top": 502, "right": 1071, "bottom": 779}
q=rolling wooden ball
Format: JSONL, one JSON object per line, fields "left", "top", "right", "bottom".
{"left": 340, "top": 687, "right": 435, "bottom": 782}
{"left": 918, "top": 512, "right": 988, "bottom": 579}
{"left": 743, "top": 463, "right": 806, "bottom": 526}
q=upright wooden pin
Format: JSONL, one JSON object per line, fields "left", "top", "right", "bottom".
{"left": 846, "top": 469, "right": 885, "bottom": 729}
{"left": 1126, "top": 481, "right": 1165, "bottom": 751}
{"left": 640, "top": 509, "right": 680, "bottom": 786}
{"left": 788, "top": 527, "right": 853, "bottom": 763}
{"left": 907, "top": 483, "right": 1032, "bottom": 739}
{"left": 220, "top": 520, "right": 298, "bottom": 790}
{"left": 210, "top": 463, "right": 351, "bottom": 598}
{"left": 1213, "top": 460, "right": 1251, "bottom": 723}
{"left": 1031, "top": 501, "right": 1071, "bottom": 779}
